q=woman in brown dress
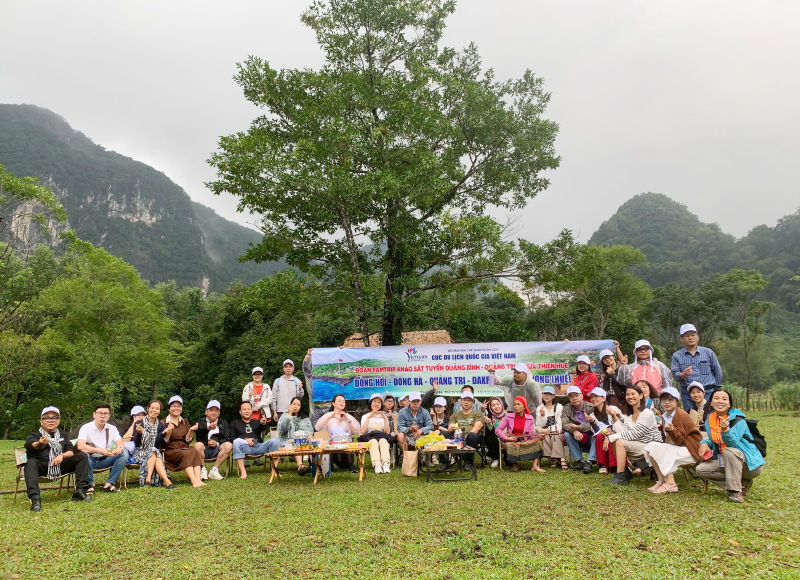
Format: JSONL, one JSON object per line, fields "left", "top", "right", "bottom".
{"left": 161, "top": 396, "right": 205, "bottom": 488}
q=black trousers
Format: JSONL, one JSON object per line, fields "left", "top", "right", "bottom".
{"left": 25, "top": 452, "right": 90, "bottom": 498}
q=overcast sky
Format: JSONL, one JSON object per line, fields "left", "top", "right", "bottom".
{"left": 2, "top": 0, "right": 798, "bottom": 243}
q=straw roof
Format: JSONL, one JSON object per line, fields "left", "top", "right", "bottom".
{"left": 342, "top": 330, "right": 453, "bottom": 347}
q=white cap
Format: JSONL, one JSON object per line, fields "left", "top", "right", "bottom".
{"left": 41, "top": 406, "right": 60, "bottom": 417}
{"left": 513, "top": 363, "right": 529, "bottom": 373}
{"left": 589, "top": 387, "right": 607, "bottom": 398}
{"left": 206, "top": 400, "right": 221, "bottom": 409}
{"left": 460, "top": 391, "right": 475, "bottom": 400}
{"left": 434, "top": 396, "right": 447, "bottom": 407}
{"left": 409, "top": 391, "right": 422, "bottom": 401}
{"left": 576, "top": 355, "right": 591, "bottom": 365}
{"left": 660, "top": 386, "right": 681, "bottom": 401}
{"left": 567, "top": 386, "right": 582, "bottom": 396}
{"left": 168, "top": 395, "right": 183, "bottom": 406}
{"left": 687, "top": 381, "right": 705, "bottom": 393}
{"left": 283, "top": 359, "right": 294, "bottom": 367}
{"left": 680, "top": 324, "right": 697, "bottom": 336}
{"left": 252, "top": 367, "right": 263, "bottom": 374}
{"left": 599, "top": 349, "right": 614, "bottom": 359}
{"left": 634, "top": 339, "right": 652, "bottom": 351}
{"left": 369, "top": 393, "right": 383, "bottom": 402}
{"left": 130, "top": 405, "right": 146, "bottom": 416}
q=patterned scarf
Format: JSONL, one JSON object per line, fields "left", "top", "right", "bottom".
{"left": 39, "top": 427, "right": 63, "bottom": 480}
{"left": 140, "top": 417, "right": 159, "bottom": 451}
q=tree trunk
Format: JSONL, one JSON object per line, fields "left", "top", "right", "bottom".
{"left": 152, "top": 379, "right": 158, "bottom": 399}
{"left": 341, "top": 214, "right": 370, "bottom": 347}
{"left": 3, "top": 389, "right": 24, "bottom": 440}
{"left": 381, "top": 202, "right": 401, "bottom": 347}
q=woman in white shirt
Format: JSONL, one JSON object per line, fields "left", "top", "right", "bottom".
{"left": 315, "top": 394, "right": 361, "bottom": 473}
{"left": 588, "top": 387, "right": 623, "bottom": 475}
{"left": 602, "top": 384, "right": 661, "bottom": 486}
{"left": 359, "top": 393, "right": 392, "bottom": 474}
{"left": 534, "top": 386, "right": 567, "bottom": 470}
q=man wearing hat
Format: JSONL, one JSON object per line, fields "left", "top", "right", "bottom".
{"left": 242, "top": 366, "right": 272, "bottom": 424}
{"left": 268, "top": 359, "right": 305, "bottom": 421}
{"left": 615, "top": 339, "right": 674, "bottom": 393}
{"left": 24, "top": 407, "right": 92, "bottom": 511}
{"left": 561, "top": 386, "right": 597, "bottom": 473}
{"left": 487, "top": 363, "right": 542, "bottom": 412}
{"left": 194, "top": 400, "right": 233, "bottom": 480}
{"left": 76, "top": 403, "right": 129, "bottom": 493}
{"left": 447, "top": 391, "right": 485, "bottom": 472}
{"left": 396, "top": 391, "right": 434, "bottom": 450}
{"left": 671, "top": 324, "right": 722, "bottom": 412}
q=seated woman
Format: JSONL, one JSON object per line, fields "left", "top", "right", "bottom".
{"left": 687, "top": 381, "right": 712, "bottom": 433}
{"left": 496, "top": 396, "right": 543, "bottom": 473}
{"left": 276, "top": 396, "right": 314, "bottom": 476}
{"left": 383, "top": 394, "right": 398, "bottom": 435}
{"left": 643, "top": 387, "right": 703, "bottom": 494}
{"left": 483, "top": 396, "right": 506, "bottom": 468}
{"left": 588, "top": 387, "right": 623, "bottom": 475}
{"left": 603, "top": 384, "right": 662, "bottom": 486}
{"left": 359, "top": 393, "right": 393, "bottom": 475}
{"left": 430, "top": 396, "right": 450, "bottom": 433}
{"left": 696, "top": 390, "right": 764, "bottom": 503}
{"left": 535, "top": 387, "right": 567, "bottom": 470}
{"left": 160, "top": 396, "right": 205, "bottom": 488}
{"left": 572, "top": 355, "right": 598, "bottom": 399}
{"left": 122, "top": 406, "right": 146, "bottom": 457}
{"left": 315, "top": 394, "right": 360, "bottom": 473}
{"left": 636, "top": 379, "right": 664, "bottom": 423}
{"left": 131, "top": 400, "right": 175, "bottom": 489}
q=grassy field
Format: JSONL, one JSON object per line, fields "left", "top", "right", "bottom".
{"left": 1, "top": 411, "right": 799, "bottom": 580}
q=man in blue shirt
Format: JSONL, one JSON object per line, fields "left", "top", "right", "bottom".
{"left": 671, "top": 324, "right": 723, "bottom": 411}
{"left": 396, "top": 391, "right": 434, "bottom": 450}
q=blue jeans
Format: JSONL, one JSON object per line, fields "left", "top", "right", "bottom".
{"left": 564, "top": 431, "right": 596, "bottom": 463}
{"left": 232, "top": 438, "right": 280, "bottom": 460}
{"left": 88, "top": 450, "right": 129, "bottom": 485}
{"left": 681, "top": 386, "right": 713, "bottom": 414}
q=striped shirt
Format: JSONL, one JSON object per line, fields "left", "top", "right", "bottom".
{"left": 670, "top": 346, "right": 723, "bottom": 389}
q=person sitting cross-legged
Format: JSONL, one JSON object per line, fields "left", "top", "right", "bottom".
{"left": 131, "top": 399, "right": 175, "bottom": 489}
{"left": 561, "top": 386, "right": 597, "bottom": 474}
{"left": 25, "top": 407, "right": 92, "bottom": 511}
{"left": 447, "top": 392, "right": 485, "bottom": 473}
{"left": 231, "top": 400, "right": 281, "bottom": 479}
{"left": 194, "top": 400, "right": 233, "bottom": 481}
{"left": 76, "top": 403, "right": 130, "bottom": 494}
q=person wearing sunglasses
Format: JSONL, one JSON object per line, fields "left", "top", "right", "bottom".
{"left": 24, "top": 407, "right": 92, "bottom": 511}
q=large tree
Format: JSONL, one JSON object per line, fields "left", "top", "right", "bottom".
{"left": 208, "top": 0, "right": 559, "bottom": 345}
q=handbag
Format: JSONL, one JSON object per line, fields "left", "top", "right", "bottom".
{"left": 401, "top": 449, "right": 419, "bottom": 477}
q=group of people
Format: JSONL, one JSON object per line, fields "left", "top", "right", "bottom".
{"left": 23, "top": 325, "right": 764, "bottom": 511}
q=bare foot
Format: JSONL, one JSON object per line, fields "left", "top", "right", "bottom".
{"left": 239, "top": 473, "right": 247, "bottom": 480}
{"left": 532, "top": 466, "right": 546, "bottom": 473}
{"left": 192, "top": 482, "right": 204, "bottom": 488}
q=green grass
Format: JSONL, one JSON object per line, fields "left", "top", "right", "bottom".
{"left": 2, "top": 412, "right": 799, "bottom": 580}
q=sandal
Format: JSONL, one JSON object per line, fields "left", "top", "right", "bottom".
{"left": 297, "top": 465, "right": 310, "bottom": 476}
{"left": 102, "top": 484, "right": 119, "bottom": 493}
{"left": 165, "top": 483, "right": 176, "bottom": 490}
{"left": 648, "top": 483, "right": 665, "bottom": 494}
{"left": 142, "top": 481, "right": 153, "bottom": 488}
{"left": 86, "top": 486, "right": 95, "bottom": 495}
{"left": 561, "top": 459, "right": 569, "bottom": 471}
{"left": 511, "top": 464, "right": 520, "bottom": 472}
{"left": 656, "top": 484, "right": 679, "bottom": 494}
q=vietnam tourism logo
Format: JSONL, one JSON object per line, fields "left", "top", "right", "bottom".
{"left": 405, "top": 347, "right": 427, "bottom": 362}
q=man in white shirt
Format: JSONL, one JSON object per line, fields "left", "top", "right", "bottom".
{"left": 269, "top": 359, "right": 305, "bottom": 420}
{"left": 76, "top": 403, "right": 128, "bottom": 493}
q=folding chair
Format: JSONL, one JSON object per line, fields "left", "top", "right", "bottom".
{"left": 122, "top": 463, "right": 140, "bottom": 490}
{"left": 681, "top": 463, "right": 709, "bottom": 495}
{"left": 13, "top": 447, "right": 74, "bottom": 503}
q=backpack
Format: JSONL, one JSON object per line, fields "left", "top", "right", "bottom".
{"left": 729, "top": 416, "right": 767, "bottom": 458}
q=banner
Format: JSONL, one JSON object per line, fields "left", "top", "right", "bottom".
{"left": 309, "top": 339, "right": 615, "bottom": 404}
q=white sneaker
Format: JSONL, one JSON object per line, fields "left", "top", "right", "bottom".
{"left": 208, "top": 467, "right": 224, "bottom": 480}
{"left": 491, "top": 460, "right": 499, "bottom": 468}
{"left": 382, "top": 462, "right": 390, "bottom": 474}
{"left": 200, "top": 466, "right": 208, "bottom": 480}
{"left": 374, "top": 464, "right": 382, "bottom": 474}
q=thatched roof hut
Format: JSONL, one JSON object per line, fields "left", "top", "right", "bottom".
{"left": 342, "top": 330, "right": 453, "bottom": 347}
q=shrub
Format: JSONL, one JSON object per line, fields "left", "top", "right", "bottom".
{"left": 771, "top": 382, "right": 800, "bottom": 411}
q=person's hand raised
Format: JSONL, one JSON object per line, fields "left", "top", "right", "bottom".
{"left": 38, "top": 434, "right": 50, "bottom": 446}
{"left": 136, "top": 424, "right": 143, "bottom": 434}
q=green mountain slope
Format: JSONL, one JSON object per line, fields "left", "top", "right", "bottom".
{"left": 0, "top": 104, "right": 278, "bottom": 291}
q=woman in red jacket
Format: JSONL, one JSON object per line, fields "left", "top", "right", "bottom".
{"left": 573, "top": 355, "right": 598, "bottom": 398}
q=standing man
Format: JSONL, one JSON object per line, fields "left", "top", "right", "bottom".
{"left": 671, "top": 324, "right": 723, "bottom": 412}
{"left": 487, "top": 363, "right": 542, "bottom": 412}
{"left": 242, "top": 367, "right": 272, "bottom": 424}
{"left": 269, "top": 359, "right": 304, "bottom": 421}
{"left": 396, "top": 391, "right": 434, "bottom": 450}
{"left": 194, "top": 400, "right": 233, "bottom": 481}
{"left": 24, "top": 407, "right": 92, "bottom": 511}
{"left": 76, "top": 403, "right": 129, "bottom": 493}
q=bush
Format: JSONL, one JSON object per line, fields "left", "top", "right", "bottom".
{"left": 721, "top": 383, "right": 748, "bottom": 409}
{"left": 771, "top": 382, "right": 800, "bottom": 411}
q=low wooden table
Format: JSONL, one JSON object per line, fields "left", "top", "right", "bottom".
{"left": 266, "top": 447, "right": 368, "bottom": 484}
{"left": 419, "top": 446, "right": 478, "bottom": 483}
